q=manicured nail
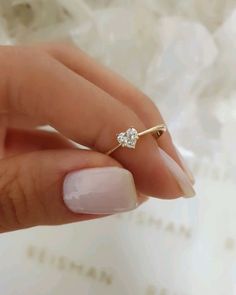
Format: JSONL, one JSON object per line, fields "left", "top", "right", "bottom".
{"left": 159, "top": 148, "right": 195, "bottom": 198}
{"left": 63, "top": 167, "right": 138, "bottom": 214}
{"left": 174, "top": 146, "right": 195, "bottom": 184}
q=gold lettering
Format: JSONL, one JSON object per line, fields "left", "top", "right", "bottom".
{"left": 86, "top": 267, "right": 97, "bottom": 279}
{"left": 179, "top": 225, "right": 191, "bottom": 238}
{"left": 69, "top": 261, "right": 84, "bottom": 274}
{"left": 25, "top": 245, "right": 113, "bottom": 286}
{"left": 99, "top": 270, "right": 113, "bottom": 285}
{"left": 58, "top": 256, "right": 67, "bottom": 270}
{"left": 148, "top": 216, "right": 162, "bottom": 229}
{"left": 27, "top": 245, "right": 35, "bottom": 258}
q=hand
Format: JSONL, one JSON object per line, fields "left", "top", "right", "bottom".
{"left": 0, "top": 43, "right": 195, "bottom": 233}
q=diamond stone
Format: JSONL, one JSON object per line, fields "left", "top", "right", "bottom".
{"left": 117, "top": 128, "right": 139, "bottom": 148}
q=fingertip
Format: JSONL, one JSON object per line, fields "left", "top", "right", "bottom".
{"left": 158, "top": 148, "right": 196, "bottom": 198}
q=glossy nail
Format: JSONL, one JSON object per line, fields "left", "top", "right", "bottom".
{"left": 63, "top": 167, "right": 138, "bottom": 214}
{"left": 174, "top": 146, "right": 195, "bottom": 184}
{"left": 159, "top": 148, "right": 195, "bottom": 198}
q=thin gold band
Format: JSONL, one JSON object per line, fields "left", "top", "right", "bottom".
{"left": 106, "top": 124, "right": 166, "bottom": 156}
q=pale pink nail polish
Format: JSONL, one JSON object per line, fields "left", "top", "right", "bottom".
{"left": 159, "top": 148, "right": 196, "bottom": 198}
{"left": 174, "top": 147, "right": 195, "bottom": 184}
{"left": 63, "top": 167, "right": 138, "bottom": 214}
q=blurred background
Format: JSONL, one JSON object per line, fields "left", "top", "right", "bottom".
{"left": 0, "top": 1, "right": 235, "bottom": 294}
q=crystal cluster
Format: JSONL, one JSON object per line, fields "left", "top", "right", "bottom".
{"left": 117, "top": 128, "right": 139, "bottom": 148}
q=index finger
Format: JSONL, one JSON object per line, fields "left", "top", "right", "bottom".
{"left": 45, "top": 43, "right": 194, "bottom": 184}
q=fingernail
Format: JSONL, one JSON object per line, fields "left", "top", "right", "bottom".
{"left": 63, "top": 167, "right": 138, "bottom": 214}
{"left": 159, "top": 148, "right": 195, "bottom": 198}
{"left": 174, "top": 146, "right": 195, "bottom": 184}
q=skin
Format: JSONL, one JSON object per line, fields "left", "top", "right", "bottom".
{"left": 0, "top": 43, "right": 187, "bottom": 233}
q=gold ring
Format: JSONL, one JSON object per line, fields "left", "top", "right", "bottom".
{"left": 106, "top": 124, "right": 166, "bottom": 155}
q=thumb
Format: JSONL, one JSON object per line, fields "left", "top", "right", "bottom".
{"left": 0, "top": 149, "right": 140, "bottom": 232}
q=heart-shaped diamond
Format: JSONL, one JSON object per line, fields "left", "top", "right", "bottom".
{"left": 117, "top": 128, "right": 139, "bottom": 149}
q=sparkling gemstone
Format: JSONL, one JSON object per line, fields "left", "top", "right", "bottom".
{"left": 117, "top": 128, "right": 139, "bottom": 148}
